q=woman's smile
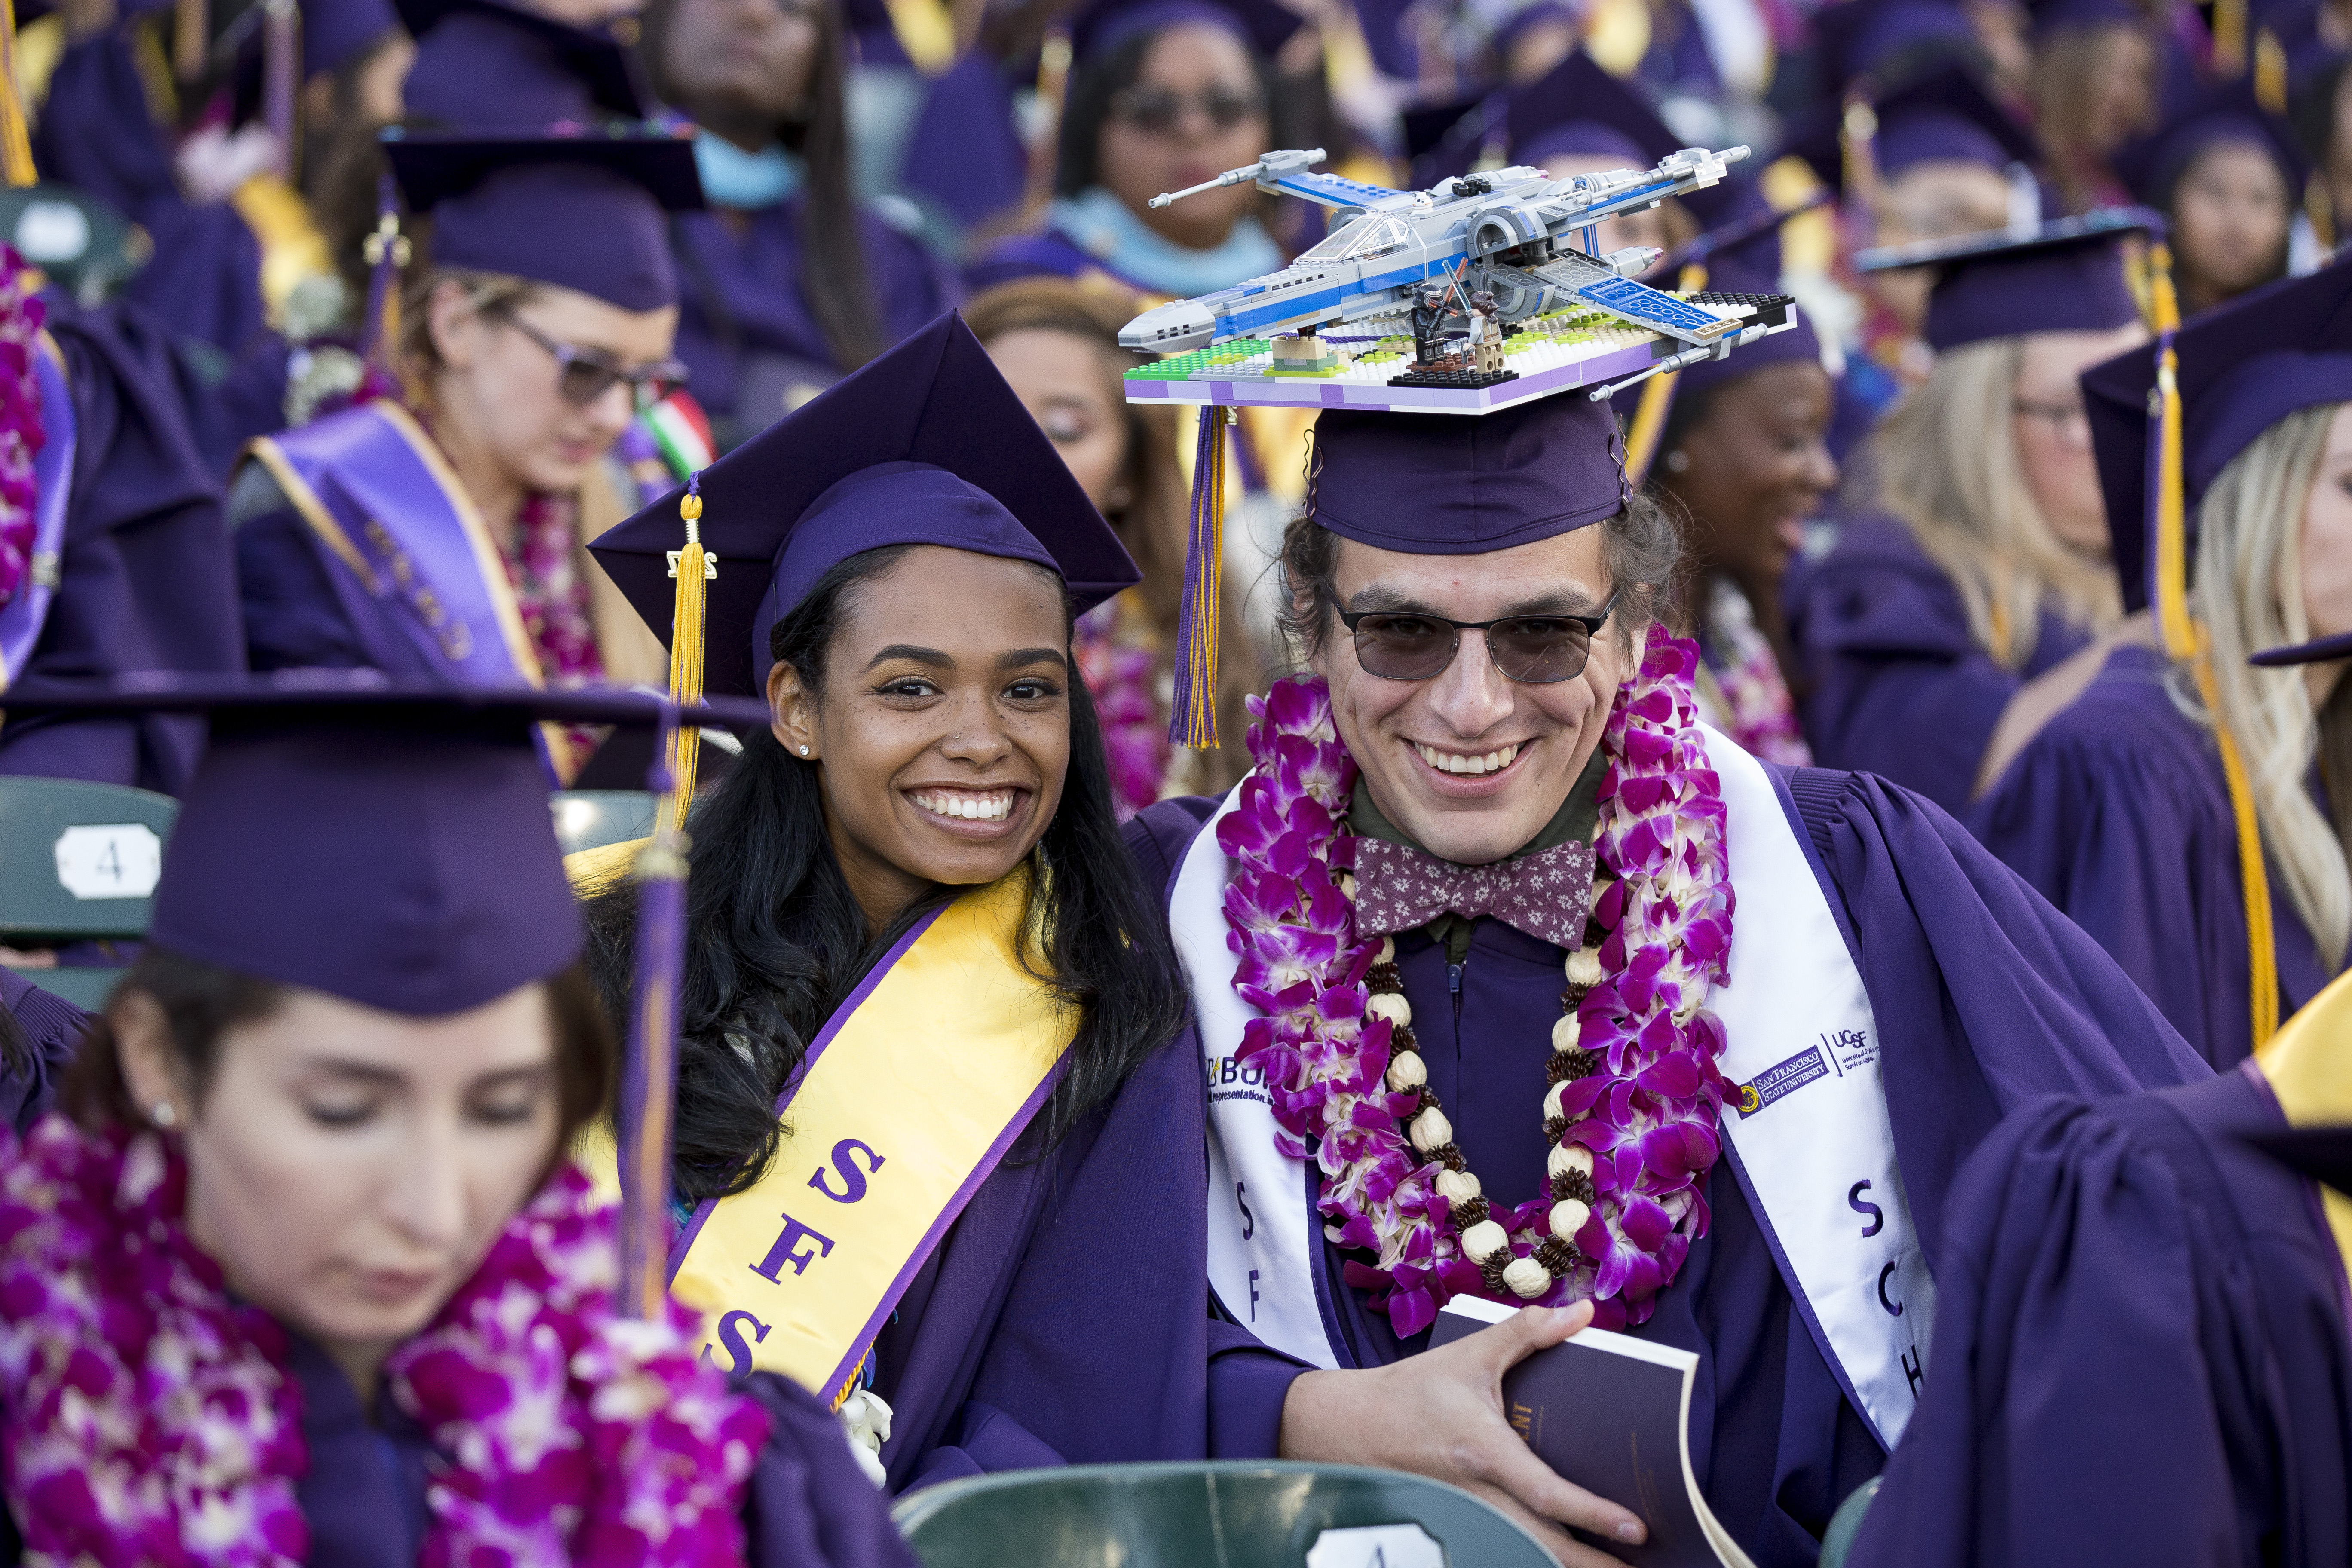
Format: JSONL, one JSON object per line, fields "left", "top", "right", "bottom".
{"left": 905, "top": 784, "right": 1031, "bottom": 837}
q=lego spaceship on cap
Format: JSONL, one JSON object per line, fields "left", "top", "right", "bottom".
{"left": 1116, "top": 144, "right": 1804, "bottom": 417}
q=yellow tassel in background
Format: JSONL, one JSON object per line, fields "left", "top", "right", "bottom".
{"left": 661, "top": 481, "right": 717, "bottom": 837}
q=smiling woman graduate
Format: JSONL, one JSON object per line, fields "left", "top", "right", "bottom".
{"left": 581, "top": 314, "right": 1241, "bottom": 1491}
{"left": 0, "top": 675, "right": 916, "bottom": 1566}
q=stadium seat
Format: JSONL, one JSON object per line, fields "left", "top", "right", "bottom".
{"left": 889, "top": 1460, "right": 1555, "bottom": 1568}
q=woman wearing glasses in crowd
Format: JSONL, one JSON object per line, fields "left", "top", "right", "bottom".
{"left": 231, "top": 136, "right": 698, "bottom": 784}
{"left": 1785, "top": 218, "right": 2146, "bottom": 817}
{"left": 967, "top": 0, "right": 1309, "bottom": 300}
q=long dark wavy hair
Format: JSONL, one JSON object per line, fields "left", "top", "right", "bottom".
{"left": 638, "top": 0, "right": 884, "bottom": 372}
{"left": 581, "top": 546, "right": 1189, "bottom": 1204}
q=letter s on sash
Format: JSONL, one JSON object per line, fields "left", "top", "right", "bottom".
{"left": 1848, "top": 1179, "right": 1884, "bottom": 1237}
{"left": 706, "top": 1309, "right": 771, "bottom": 1379}
{"left": 809, "top": 1138, "right": 887, "bottom": 1203}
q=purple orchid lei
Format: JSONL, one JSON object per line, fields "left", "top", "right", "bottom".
{"left": 0, "top": 247, "right": 46, "bottom": 610}
{"left": 0, "top": 1116, "right": 768, "bottom": 1566}
{"left": 1218, "top": 625, "right": 1734, "bottom": 1336}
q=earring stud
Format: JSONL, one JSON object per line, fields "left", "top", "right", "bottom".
{"left": 799, "top": 745, "right": 811, "bottom": 756}
{"left": 1663, "top": 449, "right": 1690, "bottom": 474}
{"left": 152, "top": 1102, "right": 177, "bottom": 1128}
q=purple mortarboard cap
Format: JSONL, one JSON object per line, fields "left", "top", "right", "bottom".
{"left": 1780, "top": 62, "right": 2039, "bottom": 191}
{"left": 383, "top": 129, "right": 702, "bottom": 311}
{"left": 1308, "top": 392, "right": 1631, "bottom": 554}
{"left": 1508, "top": 51, "right": 1674, "bottom": 173}
{"left": 302, "top": 0, "right": 401, "bottom": 77}
{"left": 2025, "top": 0, "right": 2141, "bottom": 35}
{"left": 0, "top": 673, "right": 769, "bottom": 1015}
{"left": 397, "top": 0, "right": 647, "bottom": 125}
{"left": 1813, "top": 0, "right": 1976, "bottom": 89}
{"left": 590, "top": 313, "right": 1139, "bottom": 698}
{"left": 2087, "top": 258, "right": 2352, "bottom": 615}
{"left": 1491, "top": 0, "right": 1580, "bottom": 63}
{"left": 1068, "top": 0, "right": 1306, "bottom": 63}
{"left": 1403, "top": 93, "right": 1495, "bottom": 186}
{"left": 1671, "top": 257, "right": 1822, "bottom": 404}
{"left": 1856, "top": 208, "right": 2155, "bottom": 351}
{"left": 2111, "top": 78, "right": 2311, "bottom": 210}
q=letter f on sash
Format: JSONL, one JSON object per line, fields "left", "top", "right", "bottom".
{"left": 751, "top": 1213, "right": 836, "bottom": 1282}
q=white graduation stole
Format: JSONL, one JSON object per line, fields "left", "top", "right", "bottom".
{"left": 1173, "top": 726, "right": 1937, "bottom": 1449}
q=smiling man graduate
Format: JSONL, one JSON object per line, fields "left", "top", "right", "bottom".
{"left": 1124, "top": 380, "right": 2213, "bottom": 1565}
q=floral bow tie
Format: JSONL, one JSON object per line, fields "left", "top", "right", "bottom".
{"left": 1351, "top": 837, "right": 1596, "bottom": 949}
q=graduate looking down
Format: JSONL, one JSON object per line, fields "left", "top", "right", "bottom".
{"left": 1121, "top": 383, "right": 2209, "bottom": 1567}
{"left": 233, "top": 133, "right": 698, "bottom": 784}
{"left": 0, "top": 681, "right": 916, "bottom": 1566}
{"left": 582, "top": 315, "right": 1252, "bottom": 1491}
{"left": 1974, "top": 258, "right": 2352, "bottom": 1070}
{"left": 1788, "top": 216, "right": 2147, "bottom": 817}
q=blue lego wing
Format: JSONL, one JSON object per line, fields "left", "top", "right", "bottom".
{"left": 1262, "top": 168, "right": 1409, "bottom": 211}
{"left": 1528, "top": 253, "right": 1738, "bottom": 346}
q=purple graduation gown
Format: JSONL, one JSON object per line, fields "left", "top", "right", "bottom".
{"left": 965, "top": 228, "right": 1124, "bottom": 297}
{"left": 1846, "top": 1063, "right": 2352, "bottom": 1568}
{"left": 31, "top": 32, "right": 269, "bottom": 357}
{"left": 669, "top": 204, "right": 955, "bottom": 448}
{"left": 827, "top": 1022, "right": 1286, "bottom": 1492}
{"left": 1969, "top": 643, "right": 2337, "bottom": 1069}
{"left": 1127, "top": 762, "right": 2210, "bottom": 1568}
{"left": 0, "top": 298, "right": 245, "bottom": 797}
{"left": 0, "top": 972, "right": 86, "bottom": 1136}
{"left": 1785, "top": 517, "right": 2093, "bottom": 819}
{"left": 0, "top": 1327, "right": 919, "bottom": 1565}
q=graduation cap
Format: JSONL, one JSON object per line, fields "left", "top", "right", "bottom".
{"left": 1308, "top": 392, "right": 1631, "bottom": 557}
{"left": 588, "top": 312, "right": 1139, "bottom": 703}
{"left": 1403, "top": 92, "right": 1496, "bottom": 187}
{"left": 0, "top": 672, "right": 764, "bottom": 1015}
{"left": 1855, "top": 208, "right": 2156, "bottom": 351}
{"left": 1066, "top": 0, "right": 1308, "bottom": 65}
{"left": 382, "top": 128, "right": 704, "bottom": 312}
{"left": 2024, "top": 0, "right": 2142, "bottom": 36}
{"left": 1811, "top": 0, "right": 1980, "bottom": 92}
{"left": 2111, "top": 77, "right": 2311, "bottom": 211}
{"left": 1507, "top": 50, "right": 1675, "bottom": 175}
{"left": 2087, "top": 257, "right": 2352, "bottom": 619}
{"left": 301, "top": 0, "right": 400, "bottom": 78}
{"left": 397, "top": 0, "right": 649, "bottom": 127}
{"left": 1781, "top": 61, "right": 2040, "bottom": 192}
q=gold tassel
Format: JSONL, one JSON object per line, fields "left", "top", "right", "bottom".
{"left": 2147, "top": 242, "right": 2279, "bottom": 1048}
{"left": 0, "top": 0, "right": 36, "bottom": 189}
{"left": 661, "top": 481, "right": 716, "bottom": 838}
{"left": 1623, "top": 261, "right": 1708, "bottom": 483}
{"left": 1173, "top": 406, "right": 1229, "bottom": 749}
{"left": 2254, "top": 27, "right": 2287, "bottom": 113}
{"left": 173, "top": 0, "right": 206, "bottom": 82}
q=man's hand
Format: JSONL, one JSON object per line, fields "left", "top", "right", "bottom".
{"left": 1277, "top": 1302, "right": 1648, "bottom": 1566}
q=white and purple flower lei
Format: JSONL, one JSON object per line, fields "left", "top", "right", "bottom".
{"left": 0, "top": 246, "right": 46, "bottom": 609}
{"left": 0, "top": 1116, "right": 768, "bottom": 1566}
{"left": 1219, "top": 625, "right": 1735, "bottom": 1336}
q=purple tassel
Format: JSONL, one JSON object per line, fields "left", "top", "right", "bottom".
{"left": 1168, "top": 406, "right": 1224, "bottom": 747}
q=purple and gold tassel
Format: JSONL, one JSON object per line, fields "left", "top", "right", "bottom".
{"left": 1170, "top": 405, "right": 1230, "bottom": 748}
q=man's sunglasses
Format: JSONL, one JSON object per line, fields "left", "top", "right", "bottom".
{"left": 1107, "top": 83, "right": 1265, "bottom": 134}
{"left": 488, "top": 305, "right": 690, "bottom": 411}
{"left": 1336, "top": 594, "right": 1619, "bottom": 684}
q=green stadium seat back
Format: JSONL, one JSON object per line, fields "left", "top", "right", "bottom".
{"left": 889, "top": 1461, "right": 1555, "bottom": 1568}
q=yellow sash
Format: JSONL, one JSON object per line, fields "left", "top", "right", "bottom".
{"left": 670, "top": 869, "right": 1075, "bottom": 1402}
{"left": 2257, "top": 970, "right": 2352, "bottom": 1276}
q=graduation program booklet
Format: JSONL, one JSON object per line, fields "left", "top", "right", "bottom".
{"left": 1430, "top": 1296, "right": 1757, "bottom": 1568}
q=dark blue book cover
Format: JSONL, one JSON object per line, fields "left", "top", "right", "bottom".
{"left": 1430, "top": 1298, "right": 1754, "bottom": 1568}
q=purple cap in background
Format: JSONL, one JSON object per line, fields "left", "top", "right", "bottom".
{"left": 1855, "top": 208, "right": 2156, "bottom": 351}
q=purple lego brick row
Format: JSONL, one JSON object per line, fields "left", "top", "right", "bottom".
{"left": 1122, "top": 338, "right": 1660, "bottom": 415}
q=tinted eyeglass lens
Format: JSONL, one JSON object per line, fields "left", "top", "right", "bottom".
{"left": 1115, "top": 86, "right": 1262, "bottom": 132}
{"left": 557, "top": 359, "right": 623, "bottom": 406}
{"left": 1488, "top": 619, "right": 1594, "bottom": 682}
{"left": 1351, "top": 616, "right": 1461, "bottom": 680}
